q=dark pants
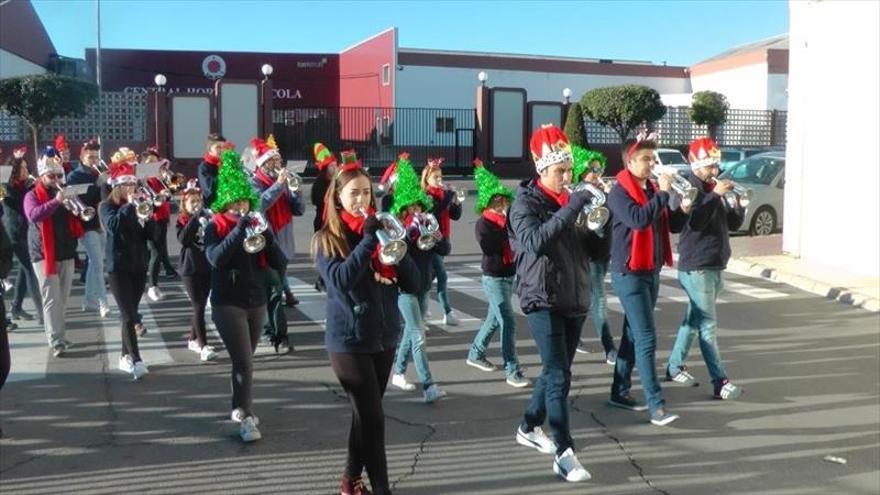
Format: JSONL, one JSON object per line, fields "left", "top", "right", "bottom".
{"left": 212, "top": 304, "right": 266, "bottom": 416}
{"left": 148, "top": 221, "right": 174, "bottom": 286}
{"left": 11, "top": 242, "right": 42, "bottom": 316}
{"left": 108, "top": 271, "right": 147, "bottom": 362}
{"left": 329, "top": 348, "right": 396, "bottom": 495}
{"left": 262, "top": 268, "right": 288, "bottom": 345}
{"left": 521, "top": 310, "right": 585, "bottom": 455}
{"left": 610, "top": 272, "right": 666, "bottom": 415}
{"left": 1, "top": 296, "right": 9, "bottom": 389}
{"left": 182, "top": 273, "right": 211, "bottom": 347}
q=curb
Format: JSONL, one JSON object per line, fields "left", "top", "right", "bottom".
{"left": 726, "top": 258, "right": 880, "bottom": 312}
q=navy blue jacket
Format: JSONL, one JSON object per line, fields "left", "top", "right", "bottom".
{"left": 197, "top": 160, "right": 219, "bottom": 208}
{"left": 317, "top": 227, "right": 419, "bottom": 354}
{"left": 204, "top": 216, "right": 287, "bottom": 308}
{"left": 66, "top": 165, "right": 104, "bottom": 231}
{"left": 310, "top": 172, "right": 331, "bottom": 232}
{"left": 402, "top": 222, "right": 451, "bottom": 295}
{"left": 508, "top": 179, "right": 592, "bottom": 316}
{"left": 2, "top": 181, "right": 31, "bottom": 246}
{"left": 176, "top": 213, "right": 211, "bottom": 276}
{"left": 99, "top": 201, "right": 153, "bottom": 274}
{"left": 676, "top": 174, "right": 745, "bottom": 271}
{"left": 475, "top": 215, "right": 515, "bottom": 277}
{"left": 607, "top": 182, "right": 681, "bottom": 275}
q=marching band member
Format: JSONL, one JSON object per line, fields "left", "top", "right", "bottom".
{"left": 203, "top": 148, "right": 287, "bottom": 443}
{"left": 509, "top": 125, "right": 593, "bottom": 483}
{"left": 66, "top": 139, "right": 111, "bottom": 317}
{"left": 388, "top": 153, "right": 449, "bottom": 403}
{"left": 665, "top": 137, "right": 745, "bottom": 400}
{"left": 142, "top": 148, "right": 178, "bottom": 301}
{"left": 4, "top": 152, "right": 43, "bottom": 324}
{"left": 421, "top": 156, "right": 463, "bottom": 326}
{"left": 197, "top": 133, "right": 227, "bottom": 208}
{"left": 100, "top": 161, "right": 153, "bottom": 380}
{"left": 54, "top": 135, "right": 73, "bottom": 174}
{"left": 312, "top": 159, "right": 418, "bottom": 495}
{"left": 466, "top": 159, "right": 528, "bottom": 387}
{"left": 310, "top": 142, "right": 337, "bottom": 233}
{"left": 0, "top": 199, "right": 13, "bottom": 438}
{"left": 606, "top": 129, "right": 682, "bottom": 426}
{"left": 176, "top": 181, "right": 217, "bottom": 361}
{"left": 377, "top": 159, "right": 397, "bottom": 213}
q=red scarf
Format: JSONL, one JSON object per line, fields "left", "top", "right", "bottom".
{"left": 147, "top": 177, "right": 171, "bottom": 222}
{"left": 34, "top": 181, "right": 84, "bottom": 276}
{"left": 615, "top": 169, "right": 672, "bottom": 271}
{"left": 203, "top": 153, "right": 220, "bottom": 167}
{"left": 426, "top": 186, "right": 452, "bottom": 238}
{"left": 212, "top": 212, "right": 267, "bottom": 268}
{"left": 481, "top": 209, "right": 514, "bottom": 266}
{"left": 535, "top": 180, "right": 570, "bottom": 207}
{"left": 254, "top": 168, "right": 293, "bottom": 232}
{"left": 340, "top": 208, "right": 398, "bottom": 281}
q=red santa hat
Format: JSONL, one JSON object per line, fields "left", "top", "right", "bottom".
{"left": 530, "top": 124, "right": 572, "bottom": 172}
{"left": 380, "top": 160, "right": 399, "bottom": 188}
{"left": 109, "top": 162, "right": 137, "bottom": 187}
{"left": 54, "top": 134, "right": 70, "bottom": 152}
{"left": 250, "top": 137, "right": 280, "bottom": 167}
{"left": 312, "top": 142, "right": 337, "bottom": 170}
{"left": 688, "top": 137, "right": 722, "bottom": 170}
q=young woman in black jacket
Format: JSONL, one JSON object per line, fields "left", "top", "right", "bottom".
{"left": 3, "top": 157, "right": 42, "bottom": 323}
{"left": 203, "top": 149, "right": 287, "bottom": 443}
{"left": 312, "top": 163, "right": 418, "bottom": 495}
{"left": 100, "top": 164, "right": 153, "bottom": 380}
{"left": 176, "top": 183, "right": 216, "bottom": 361}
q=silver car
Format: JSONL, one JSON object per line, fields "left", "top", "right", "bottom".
{"left": 720, "top": 151, "right": 785, "bottom": 236}
{"left": 655, "top": 148, "right": 691, "bottom": 175}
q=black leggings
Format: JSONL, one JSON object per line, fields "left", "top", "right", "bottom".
{"left": 12, "top": 242, "right": 42, "bottom": 313}
{"left": 148, "top": 221, "right": 174, "bottom": 286}
{"left": 329, "top": 348, "right": 396, "bottom": 495}
{"left": 108, "top": 271, "right": 147, "bottom": 361}
{"left": 212, "top": 304, "right": 265, "bottom": 415}
{"left": 182, "top": 273, "right": 211, "bottom": 347}
{"left": 0, "top": 296, "right": 9, "bottom": 390}
{"left": 262, "top": 268, "right": 288, "bottom": 345}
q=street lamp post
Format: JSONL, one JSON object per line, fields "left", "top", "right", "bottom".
{"left": 153, "top": 74, "right": 166, "bottom": 154}
{"left": 478, "top": 71, "right": 488, "bottom": 87}
{"left": 260, "top": 64, "right": 274, "bottom": 137}
{"left": 563, "top": 87, "right": 572, "bottom": 104}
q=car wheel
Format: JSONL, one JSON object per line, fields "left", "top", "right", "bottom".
{"left": 750, "top": 207, "right": 776, "bottom": 236}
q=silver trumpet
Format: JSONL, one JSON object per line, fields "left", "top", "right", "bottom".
{"left": 651, "top": 169, "right": 698, "bottom": 208}
{"left": 130, "top": 192, "right": 154, "bottom": 220}
{"left": 358, "top": 208, "right": 408, "bottom": 265}
{"left": 710, "top": 177, "right": 752, "bottom": 208}
{"left": 411, "top": 212, "right": 441, "bottom": 251}
{"left": 270, "top": 168, "right": 301, "bottom": 193}
{"left": 438, "top": 180, "right": 466, "bottom": 205}
{"left": 196, "top": 207, "right": 213, "bottom": 243}
{"left": 243, "top": 211, "right": 269, "bottom": 254}
{"left": 566, "top": 182, "right": 611, "bottom": 231}
{"left": 139, "top": 184, "right": 168, "bottom": 207}
{"left": 62, "top": 196, "right": 97, "bottom": 222}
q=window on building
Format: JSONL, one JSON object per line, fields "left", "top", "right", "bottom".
{"left": 382, "top": 64, "right": 391, "bottom": 86}
{"left": 435, "top": 117, "right": 454, "bottom": 133}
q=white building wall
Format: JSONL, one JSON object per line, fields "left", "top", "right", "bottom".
{"left": 0, "top": 49, "right": 46, "bottom": 79}
{"left": 690, "top": 63, "right": 769, "bottom": 110}
{"left": 785, "top": 0, "right": 880, "bottom": 277}
{"left": 395, "top": 65, "right": 690, "bottom": 109}
{"left": 766, "top": 74, "right": 788, "bottom": 111}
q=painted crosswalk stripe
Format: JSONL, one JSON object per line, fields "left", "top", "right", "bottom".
{"left": 105, "top": 292, "right": 174, "bottom": 366}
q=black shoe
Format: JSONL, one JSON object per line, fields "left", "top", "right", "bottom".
{"left": 163, "top": 269, "right": 179, "bottom": 279}
{"left": 284, "top": 289, "right": 299, "bottom": 307}
{"left": 11, "top": 308, "right": 34, "bottom": 321}
{"left": 608, "top": 393, "right": 648, "bottom": 412}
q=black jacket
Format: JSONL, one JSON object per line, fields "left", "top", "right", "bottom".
{"left": 475, "top": 215, "right": 515, "bottom": 277}
{"left": 204, "top": 216, "right": 287, "bottom": 308}
{"left": 311, "top": 172, "right": 331, "bottom": 232}
{"left": 66, "top": 165, "right": 104, "bottom": 231}
{"left": 0, "top": 205, "right": 13, "bottom": 280}
{"left": 2, "top": 181, "right": 31, "bottom": 246}
{"left": 317, "top": 227, "right": 419, "bottom": 354}
{"left": 508, "top": 179, "right": 592, "bottom": 316}
{"left": 402, "top": 224, "right": 451, "bottom": 295}
{"left": 176, "top": 213, "right": 211, "bottom": 276}
{"left": 676, "top": 174, "right": 745, "bottom": 271}
{"left": 197, "top": 160, "right": 219, "bottom": 208}
{"left": 100, "top": 201, "right": 153, "bottom": 274}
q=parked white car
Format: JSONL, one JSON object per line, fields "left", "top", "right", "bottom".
{"left": 655, "top": 148, "right": 690, "bottom": 175}
{"left": 719, "top": 151, "right": 786, "bottom": 235}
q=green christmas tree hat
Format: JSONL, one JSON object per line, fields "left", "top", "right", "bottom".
{"left": 390, "top": 152, "right": 433, "bottom": 215}
{"left": 571, "top": 145, "right": 608, "bottom": 183}
{"left": 211, "top": 148, "right": 259, "bottom": 213}
{"left": 473, "top": 158, "right": 513, "bottom": 213}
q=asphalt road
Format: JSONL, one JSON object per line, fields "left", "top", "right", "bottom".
{"left": 1, "top": 186, "right": 878, "bottom": 495}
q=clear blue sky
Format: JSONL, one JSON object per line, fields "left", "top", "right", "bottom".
{"left": 34, "top": 0, "right": 788, "bottom": 66}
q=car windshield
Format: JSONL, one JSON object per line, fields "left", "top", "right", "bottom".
{"left": 657, "top": 151, "right": 687, "bottom": 165}
{"left": 721, "top": 151, "right": 741, "bottom": 162}
{"left": 722, "top": 156, "right": 784, "bottom": 185}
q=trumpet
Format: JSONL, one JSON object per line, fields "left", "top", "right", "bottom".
{"left": 130, "top": 192, "right": 154, "bottom": 220}
{"left": 62, "top": 195, "right": 97, "bottom": 222}
{"left": 411, "top": 212, "right": 441, "bottom": 251}
{"left": 243, "top": 211, "right": 269, "bottom": 254}
{"left": 357, "top": 207, "right": 408, "bottom": 265}
{"left": 0, "top": 184, "right": 6, "bottom": 201}
{"left": 566, "top": 182, "right": 611, "bottom": 231}
{"left": 710, "top": 177, "right": 752, "bottom": 208}
{"left": 95, "top": 160, "right": 110, "bottom": 174}
{"left": 651, "top": 168, "right": 698, "bottom": 208}
{"left": 196, "top": 208, "right": 213, "bottom": 243}
{"left": 270, "top": 168, "right": 301, "bottom": 193}
{"left": 376, "top": 173, "right": 397, "bottom": 197}
{"left": 161, "top": 172, "right": 187, "bottom": 193}
{"left": 139, "top": 184, "right": 169, "bottom": 207}
{"left": 437, "top": 180, "right": 466, "bottom": 204}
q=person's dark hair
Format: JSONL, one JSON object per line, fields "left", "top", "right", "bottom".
{"left": 621, "top": 138, "right": 658, "bottom": 163}
{"left": 8, "top": 158, "right": 28, "bottom": 185}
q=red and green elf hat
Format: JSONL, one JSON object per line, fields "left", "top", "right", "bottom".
{"left": 313, "top": 142, "right": 337, "bottom": 170}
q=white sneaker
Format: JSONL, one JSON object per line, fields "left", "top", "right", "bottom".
{"left": 553, "top": 447, "right": 591, "bottom": 482}
{"left": 132, "top": 360, "right": 149, "bottom": 380}
{"left": 516, "top": 425, "right": 556, "bottom": 454}
{"left": 187, "top": 339, "right": 202, "bottom": 353}
{"left": 98, "top": 300, "right": 111, "bottom": 318}
{"left": 423, "top": 384, "right": 447, "bottom": 403}
{"left": 443, "top": 311, "right": 460, "bottom": 326}
{"left": 230, "top": 408, "right": 260, "bottom": 425}
{"left": 199, "top": 345, "right": 217, "bottom": 361}
{"left": 391, "top": 373, "right": 416, "bottom": 391}
{"left": 147, "top": 286, "right": 164, "bottom": 301}
{"left": 240, "top": 416, "right": 262, "bottom": 442}
{"left": 118, "top": 354, "right": 135, "bottom": 374}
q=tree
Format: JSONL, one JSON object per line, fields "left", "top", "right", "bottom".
{"left": 0, "top": 74, "right": 98, "bottom": 163}
{"left": 580, "top": 85, "right": 666, "bottom": 142}
{"left": 689, "top": 90, "right": 729, "bottom": 140}
{"left": 563, "top": 101, "right": 589, "bottom": 148}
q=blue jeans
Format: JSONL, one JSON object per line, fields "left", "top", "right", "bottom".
{"left": 521, "top": 310, "right": 584, "bottom": 455}
{"left": 667, "top": 269, "right": 728, "bottom": 385}
{"left": 610, "top": 272, "right": 666, "bottom": 415}
{"left": 431, "top": 254, "right": 451, "bottom": 315}
{"left": 394, "top": 292, "right": 434, "bottom": 389}
{"left": 81, "top": 230, "right": 107, "bottom": 307}
{"left": 469, "top": 276, "right": 520, "bottom": 377}
{"left": 588, "top": 259, "right": 614, "bottom": 354}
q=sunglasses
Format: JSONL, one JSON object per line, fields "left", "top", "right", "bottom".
{"left": 588, "top": 166, "right": 605, "bottom": 173}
